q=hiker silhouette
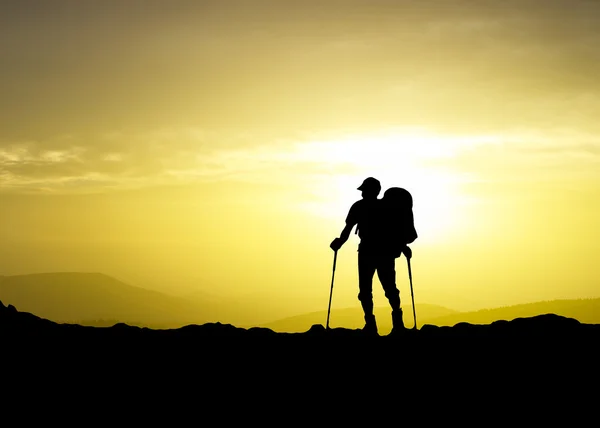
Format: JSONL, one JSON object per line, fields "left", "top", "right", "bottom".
{"left": 330, "top": 177, "right": 414, "bottom": 336}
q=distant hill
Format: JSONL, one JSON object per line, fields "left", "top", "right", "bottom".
{"left": 0, "top": 272, "right": 217, "bottom": 327}
{"left": 424, "top": 298, "right": 600, "bottom": 326}
{"left": 259, "top": 304, "right": 459, "bottom": 334}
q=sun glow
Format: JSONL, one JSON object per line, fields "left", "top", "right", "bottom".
{"left": 295, "top": 130, "right": 481, "bottom": 243}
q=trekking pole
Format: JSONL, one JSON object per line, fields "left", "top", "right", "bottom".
{"left": 326, "top": 250, "right": 338, "bottom": 329}
{"left": 406, "top": 253, "right": 417, "bottom": 330}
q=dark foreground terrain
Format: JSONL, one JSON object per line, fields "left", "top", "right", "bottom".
{"left": 1, "top": 298, "right": 598, "bottom": 417}
{"left": 3, "top": 298, "right": 599, "bottom": 363}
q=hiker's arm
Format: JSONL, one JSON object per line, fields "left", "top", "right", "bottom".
{"left": 330, "top": 223, "right": 355, "bottom": 251}
{"left": 331, "top": 204, "right": 358, "bottom": 251}
{"left": 338, "top": 223, "right": 354, "bottom": 243}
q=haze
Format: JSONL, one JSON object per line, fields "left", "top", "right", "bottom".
{"left": 1, "top": 0, "right": 599, "bottom": 325}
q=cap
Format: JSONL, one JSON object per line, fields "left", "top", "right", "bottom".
{"left": 357, "top": 177, "right": 381, "bottom": 191}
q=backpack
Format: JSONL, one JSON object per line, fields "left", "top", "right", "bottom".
{"left": 382, "top": 187, "right": 418, "bottom": 257}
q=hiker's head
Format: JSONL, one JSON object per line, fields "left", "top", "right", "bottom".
{"left": 357, "top": 177, "right": 381, "bottom": 199}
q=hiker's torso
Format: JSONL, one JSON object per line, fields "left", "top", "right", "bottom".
{"left": 346, "top": 199, "right": 386, "bottom": 253}
{"left": 347, "top": 198, "right": 415, "bottom": 256}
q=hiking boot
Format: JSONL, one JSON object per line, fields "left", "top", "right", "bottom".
{"left": 362, "top": 313, "right": 379, "bottom": 336}
{"left": 390, "top": 309, "right": 406, "bottom": 335}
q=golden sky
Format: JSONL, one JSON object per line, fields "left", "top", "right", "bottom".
{"left": 1, "top": 0, "right": 599, "bottom": 320}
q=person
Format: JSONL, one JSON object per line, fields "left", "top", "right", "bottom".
{"left": 330, "top": 177, "right": 406, "bottom": 336}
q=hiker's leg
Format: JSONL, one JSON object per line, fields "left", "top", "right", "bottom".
{"left": 358, "top": 250, "right": 376, "bottom": 316}
{"left": 377, "top": 256, "right": 400, "bottom": 311}
{"left": 378, "top": 256, "right": 405, "bottom": 332}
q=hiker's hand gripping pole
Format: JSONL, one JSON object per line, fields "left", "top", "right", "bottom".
{"left": 326, "top": 250, "right": 337, "bottom": 330}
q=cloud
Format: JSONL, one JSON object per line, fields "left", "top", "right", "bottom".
{"left": 0, "top": 128, "right": 284, "bottom": 192}
{"left": 2, "top": 125, "right": 599, "bottom": 194}
{"left": 429, "top": 129, "right": 600, "bottom": 188}
{"left": 0, "top": 145, "right": 83, "bottom": 165}
{"left": 102, "top": 153, "right": 123, "bottom": 162}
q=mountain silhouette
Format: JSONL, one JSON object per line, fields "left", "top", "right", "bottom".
{"left": 0, "top": 272, "right": 341, "bottom": 327}
{"left": 0, "top": 272, "right": 217, "bottom": 327}
{"left": 424, "top": 298, "right": 600, "bottom": 326}
{"left": 2, "top": 298, "right": 599, "bottom": 363}
{"left": 3, "top": 298, "right": 599, "bottom": 340}
{"left": 3, "top": 272, "right": 599, "bottom": 334}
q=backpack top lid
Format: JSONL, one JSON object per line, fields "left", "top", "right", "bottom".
{"left": 382, "top": 187, "right": 418, "bottom": 246}
{"left": 383, "top": 187, "right": 413, "bottom": 209}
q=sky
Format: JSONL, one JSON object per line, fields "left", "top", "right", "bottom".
{"left": 1, "top": 0, "right": 599, "bottom": 321}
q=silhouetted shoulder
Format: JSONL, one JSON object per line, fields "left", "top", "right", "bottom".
{"left": 345, "top": 199, "right": 383, "bottom": 242}
{"left": 345, "top": 199, "right": 375, "bottom": 225}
